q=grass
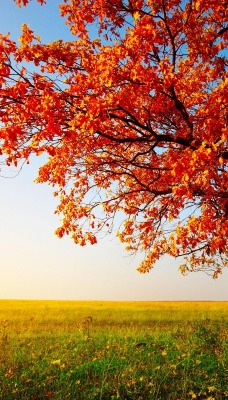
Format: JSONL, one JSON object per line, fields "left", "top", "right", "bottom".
{"left": 0, "top": 300, "right": 227, "bottom": 399}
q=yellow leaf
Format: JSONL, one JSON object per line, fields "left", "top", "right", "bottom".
{"left": 195, "top": 0, "right": 201, "bottom": 10}
{"left": 134, "top": 11, "right": 140, "bottom": 21}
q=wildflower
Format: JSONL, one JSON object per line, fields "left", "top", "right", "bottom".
{"left": 208, "top": 386, "right": 216, "bottom": 392}
{"left": 189, "top": 390, "right": 197, "bottom": 399}
{"left": 51, "top": 359, "right": 61, "bottom": 365}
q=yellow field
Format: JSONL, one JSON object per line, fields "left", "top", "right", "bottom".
{"left": 0, "top": 300, "right": 227, "bottom": 399}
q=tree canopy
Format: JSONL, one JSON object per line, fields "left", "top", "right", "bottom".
{"left": 0, "top": 0, "right": 228, "bottom": 277}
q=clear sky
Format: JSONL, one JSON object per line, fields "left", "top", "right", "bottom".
{"left": 0, "top": 0, "right": 227, "bottom": 301}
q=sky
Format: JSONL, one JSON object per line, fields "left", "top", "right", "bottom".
{"left": 0, "top": 0, "right": 227, "bottom": 301}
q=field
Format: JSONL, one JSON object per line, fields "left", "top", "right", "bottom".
{"left": 0, "top": 300, "right": 227, "bottom": 400}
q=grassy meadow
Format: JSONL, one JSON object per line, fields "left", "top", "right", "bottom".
{"left": 0, "top": 300, "right": 227, "bottom": 399}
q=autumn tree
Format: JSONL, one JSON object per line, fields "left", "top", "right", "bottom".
{"left": 0, "top": 0, "right": 227, "bottom": 277}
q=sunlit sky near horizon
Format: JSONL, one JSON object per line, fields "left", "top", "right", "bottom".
{"left": 0, "top": 0, "right": 227, "bottom": 301}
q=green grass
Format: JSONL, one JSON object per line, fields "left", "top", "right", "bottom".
{"left": 0, "top": 300, "right": 227, "bottom": 399}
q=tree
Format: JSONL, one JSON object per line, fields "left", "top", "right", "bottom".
{"left": 0, "top": 0, "right": 227, "bottom": 277}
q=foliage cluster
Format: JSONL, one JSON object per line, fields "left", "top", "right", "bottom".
{"left": 0, "top": 0, "right": 228, "bottom": 275}
{"left": 0, "top": 300, "right": 227, "bottom": 399}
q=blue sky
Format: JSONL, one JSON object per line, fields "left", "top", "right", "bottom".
{"left": 0, "top": 0, "right": 227, "bottom": 300}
